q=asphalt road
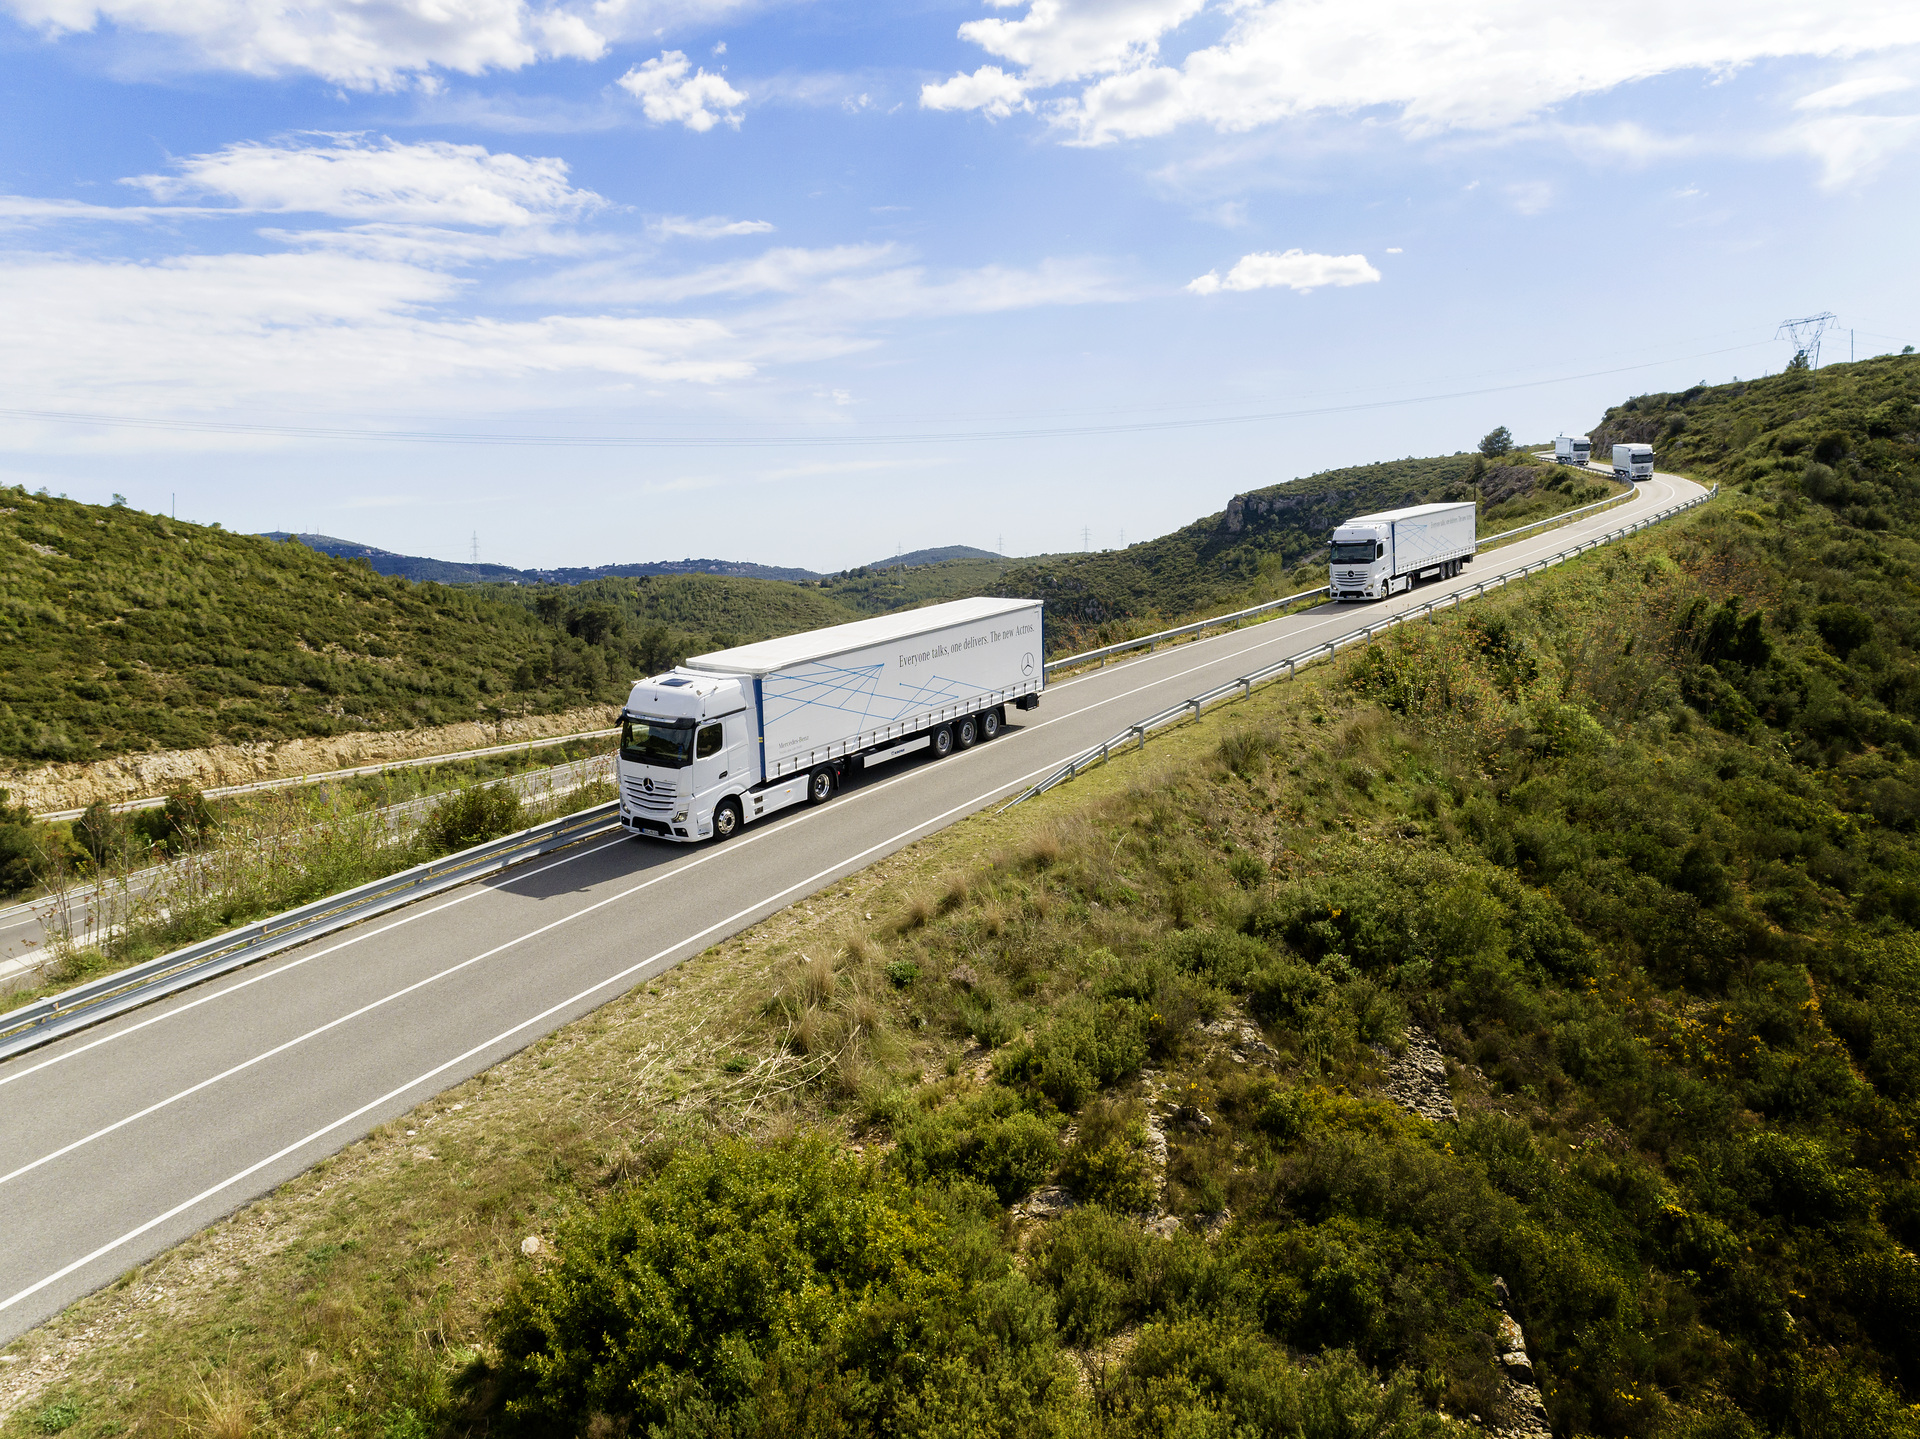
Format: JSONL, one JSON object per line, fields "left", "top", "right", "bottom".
{"left": 0, "top": 473, "right": 1706, "bottom": 1343}
{"left": 0, "top": 757, "right": 614, "bottom": 972}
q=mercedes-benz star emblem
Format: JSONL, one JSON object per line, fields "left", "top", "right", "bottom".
{"left": 643, "top": 777, "right": 655, "bottom": 792}
{"left": 1022, "top": 653, "right": 1035, "bottom": 676}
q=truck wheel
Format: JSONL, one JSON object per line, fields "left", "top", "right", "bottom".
{"left": 931, "top": 725, "right": 954, "bottom": 759}
{"left": 981, "top": 708, "right": 1001, "bottom": 740}
{"left": 713, "top": 798, "right": 742, "bottom": 840}
{"left": 808, "top": 768, "right": 834, "bottom": 805}
{"left": 956, "top": 715, "right": 978, "bottom": 749}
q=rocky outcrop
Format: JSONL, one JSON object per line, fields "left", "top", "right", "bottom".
{"left": 1486, "top": 1278, "right": 1552, "bottom": 1439}
{"left": 4, "top": 704, "right": 616, "bottom": 816}
{"left": 1378, "top": 1025, "right": 1457, "bottom": 1123}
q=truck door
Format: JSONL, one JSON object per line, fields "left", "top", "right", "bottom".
{"left": 724, "top": 713, "right": 753, "bottom": 788}
{"left": 692, "top": 721, "right": 726, "bottom": 811}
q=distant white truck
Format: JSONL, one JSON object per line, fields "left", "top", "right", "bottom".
{"left": 1329, "top": 501, "right": 1477, "bottom": 603}
{"left": 616, "top": 596, "right": 1044, "bottom": 842}
{"left": 1554, "top": 434, "right": 1592, "bottom": 466}
{"left": 1612, "top": 443, "right": 1655, "bottom": 483}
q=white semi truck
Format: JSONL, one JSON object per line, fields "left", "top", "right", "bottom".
{"left": 1554, "top": 434, "right": 1592, "bottom": 466}
{"left": 1612, "top": 443, "right": 1655, "bottom": 483}
{"left": 616, "top": 596, "right": 1044, "bottom": 842}
{"left": 1328, "top": 501, "right": 1477, "bottom": 603}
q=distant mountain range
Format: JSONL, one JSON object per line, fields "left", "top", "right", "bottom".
{"left": 259, "top": 534, "right": 823, "bottom": 586}
{"left": 865, "top": 545, "right": 1004, "bottom": 570}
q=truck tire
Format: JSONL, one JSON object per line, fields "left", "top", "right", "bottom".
{"left": 808, "top": 768, "right": 834, "bottom": 805}
{"left": 981, "top": 708, "right": 1001, "bottom": 740}
{"left": 930, "top": 725, "right": 954, "bottom": 759}
{"left": 713, "top": 797, "right": 742, "bottom": 840}
{"left": 956, "top": 715, "right": 978, "bottom": 749}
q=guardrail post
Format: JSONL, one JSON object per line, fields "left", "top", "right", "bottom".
{"left": 1187, "top": 699, "right": 1202, "bottom": 719}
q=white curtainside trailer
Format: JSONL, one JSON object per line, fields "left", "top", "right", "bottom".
{"left": 1328, "top": 501, "right": 1477, "bottom": 602}
{"left": 617, "top": 596, "right": 1044, "bottom": 842}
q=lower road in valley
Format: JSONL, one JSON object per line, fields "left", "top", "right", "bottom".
{"left": 0, "top": 472, "right": 1706, "bottom": 1343}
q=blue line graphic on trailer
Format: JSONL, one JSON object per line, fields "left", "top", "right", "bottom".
{"left": 762, "top": 663, "right": 982, "bottom": 728}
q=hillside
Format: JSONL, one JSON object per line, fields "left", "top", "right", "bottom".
{"left": 866, "top": 544, "right": 1003, "bottom": 569}
{"left": 262, "top": 533, "right": 822, "bottom": 585}
{"left": 0, "top": 502, "right": 658, "bottom": 768}
{"left": 20, "top": 360, "right": 1920, "bottom": 1439}
{"left": 991, "top": 452, "right": 1616, "bottom": 650}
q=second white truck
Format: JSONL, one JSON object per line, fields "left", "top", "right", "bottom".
{"left": 617, "top": 596, "right": 1043, "bottom": 842}
{"left": 1328, "top": 501, "right": 1477, "bottom": 602}
{"left": 1612, "top": 443, "right": 1655, "bottom": 483}
{"left": 1554, "top": 434, "right": 1593, "bottom": 466}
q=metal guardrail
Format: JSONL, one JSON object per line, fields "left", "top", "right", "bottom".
{"left": 1040, "top": 483, "right": 1637, "bottom": 679}
{"left": 0, "top": 803, "right": 621, "bottom": 1064}
{"left": 1042, "top": 586, "right": 1330, "bottom": 678}
{"left": 1002, "top": 483, "right": 1717, "bottom": 811}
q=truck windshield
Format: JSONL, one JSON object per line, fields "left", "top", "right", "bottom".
{"left": 1330, "top": 540, "right": 1378, "bottom": 565}
{"left": 621, "top": 716, "right": 695, "bottom": 768}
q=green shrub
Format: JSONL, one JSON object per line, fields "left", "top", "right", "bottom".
{"left": 890, "top": 1089, "right": 1062, "bottom": 1202}
{"left": 1058, "top": 1098, "right": 1156, "bottom": 1212}
{"left": 994, "top": 995, "right": 1148, "bottom": 1112}
{"left": 487, "top": 1137, "right": 1064, "bottom": 1439}
{"left": 424, "top": 783, "right": 524, "bottom": 852}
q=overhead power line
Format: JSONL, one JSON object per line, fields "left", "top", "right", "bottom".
{"left": 0, "top": 340, "right": 1775, "bottom": 452}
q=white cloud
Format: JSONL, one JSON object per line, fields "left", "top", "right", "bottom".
{"left": 924, "top": 0, "right": 1920, "bottom": 147}
{"left": 1507, "top": 179, "right": 1553, "bottom": 214}
{"left": 920, "top": 65, "right": 1031, "bottom": 118}
{"left": 652, "top": 213, "right": 775, "bottom": 238}
{"left": 1187, "top": 248, "right": 1379, "bottom": 294}
{"left": 0, "top": 251, "right": 757, "bottom": 426}
{"left": 1788, "top": 111, "right": 1920, "bottom": 185}
{"left": 1385, "top": 246, "right": 1402, "bottom": 253}
{"left": 1796, "top": 73, "right": 1915, "bottom": 109}
{"left": 0, "top": 0, "right": 753, "bottom": 87}
{"left": 131, "top": 134, "right": 604, "bottom": 227}
{"left": 617, "top": 50, "right": 747, "bottom": 131}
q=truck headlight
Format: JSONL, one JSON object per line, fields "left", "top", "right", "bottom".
{"left": 673, "top": 809, "right": 688, "bottom": 823}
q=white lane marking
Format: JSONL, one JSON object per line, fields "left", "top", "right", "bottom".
{"left": 0, "top": 754, "right": 1086, "bottom": 1317}
{"left": 0, "top": 476, "right": 1692, "bottom": 1098}
{"left": 0, "top": 726, "right": 1097, "bottom": 1184}
{"left": 0, "top": 838, "right": 629, "bottom": 1091}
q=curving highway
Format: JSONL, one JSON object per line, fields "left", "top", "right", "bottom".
{"left": 0, "top": 471, "right": 1707, "bottom": 1343}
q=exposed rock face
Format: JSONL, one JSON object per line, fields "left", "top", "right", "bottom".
{"left": 4, "top": 703, "right": 616, "bottom": 815}
{"left": 1200, "top": 1014, "right": 1279, "bottom": 1063}
{"left": 1486, "top": 1282, "right": 1553, "bottom": 1439}
{"left": 1378, "top": 1025, "right": 1457, "bottom": 1123}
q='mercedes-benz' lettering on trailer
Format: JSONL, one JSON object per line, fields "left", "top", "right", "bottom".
{"left": 615, "top": 597, "right": 1045, "bottom": 844}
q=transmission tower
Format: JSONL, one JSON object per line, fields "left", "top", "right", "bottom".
{"left": 1775, "top": 312, "right": 1838, "bottom": 370}
{"left": 470, "top": 530, "right": 480, "bottom": 563}
{"left": 1082, "top": 526, "right": 1091, "bottom": 551}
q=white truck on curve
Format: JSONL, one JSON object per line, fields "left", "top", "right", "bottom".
{"left": 616, "top": 596, "right": 1044, "bottom": 842}
{"left": 1612, "top": 443, "right": 1655, "bottom": 483}
{"left": 1554, "top": 434, "right": 1592, "bottom": 466}
{"left": 1328, "top": 501, "right": 1477, "bottom": 603}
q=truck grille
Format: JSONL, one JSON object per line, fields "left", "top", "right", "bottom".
{"left": 623, "top": 780, "right": 676, "bottom": 814}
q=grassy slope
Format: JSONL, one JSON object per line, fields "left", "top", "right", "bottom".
{"left": 988, "top": 453, "right": 1621, "bottom": 653}
{"left": 0, "top": 497, "right": 612, "bottom": 767}
{"left": 10, "top": 359, "right": 1920, "bottom": 1439}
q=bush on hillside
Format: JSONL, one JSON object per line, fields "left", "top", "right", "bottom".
{"left": 423, "top": 784, "right": 523, "bottom": 852}
{"left": 485, "top": 1138, "right": 1064, "bottom": 1439}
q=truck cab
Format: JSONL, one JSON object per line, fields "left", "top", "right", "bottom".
{"left": 618, "top": 671, "right": 754, "bottom": 840}
{"left": 1329, "top": 523, "right": 1393, "bottom": 600}
{"left": 1612, "top": 444, "right": 1655, "bottom": 483}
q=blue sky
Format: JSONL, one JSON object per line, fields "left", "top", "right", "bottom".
{"left": 2, "top": 0, "right": 1917, "bottom": 571}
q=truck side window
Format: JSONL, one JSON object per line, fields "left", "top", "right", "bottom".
{"left": 696, "top": 723, "right": 723, "bottom": 759}
{"left": 1376, "top": 541, "right": 1385, "bottom": 561}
